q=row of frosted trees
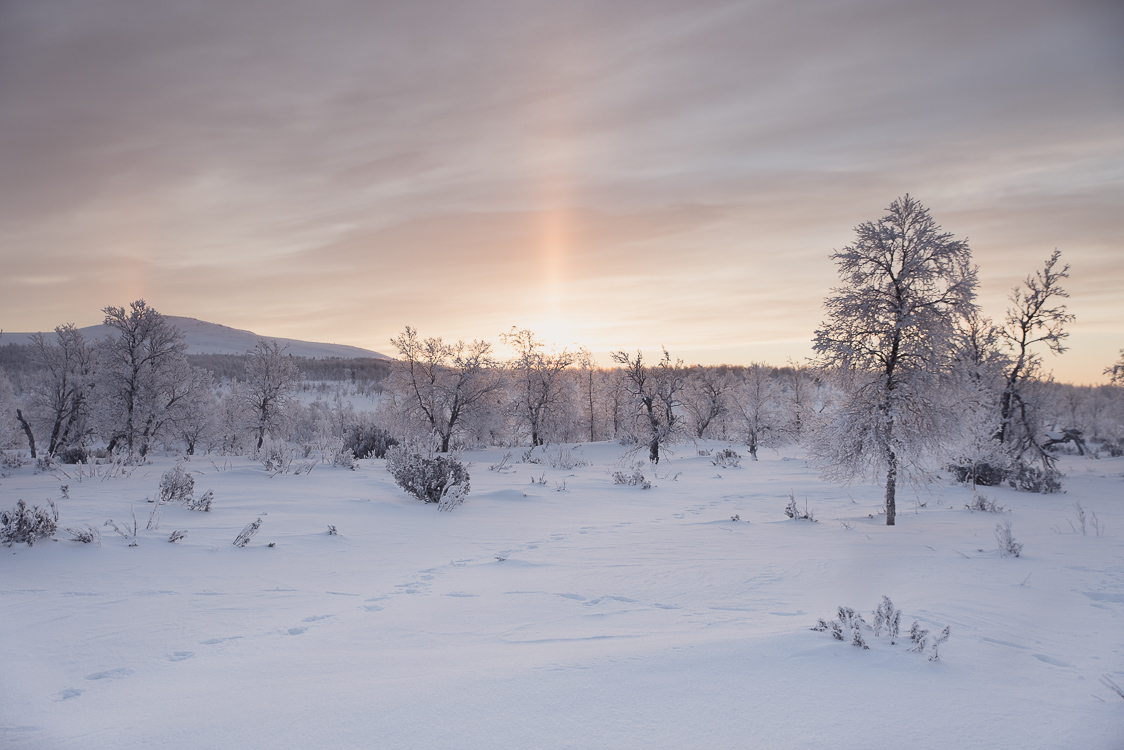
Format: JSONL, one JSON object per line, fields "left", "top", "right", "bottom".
{"left": 2, "top": 198, "right": 1123, "bottom": 526}
{"left": 0, "top": 301, "right": 304, "bottom": 460}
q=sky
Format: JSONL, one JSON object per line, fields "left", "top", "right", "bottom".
{"left": 1, "top": 0, "right": 1121, "bottom": 383}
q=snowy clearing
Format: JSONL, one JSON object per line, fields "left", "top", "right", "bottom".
{"left": 2, "top": 444, "right": 1122, "bottom": 749}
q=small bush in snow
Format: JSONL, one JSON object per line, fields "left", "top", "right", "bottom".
{"left": 168, "top": 529, "right": 187, "bottom": 543}
{"left": 344, "top": 424, "right": 398, "bottom": 460}
{"left": 813, "top": 596, "right": 947, "bottom": 660}
{"left": 489, "top": 452, "right": 514, "bottom": 473}
{"left": 784, "top": 492, "right": 816, "bottom": 521}
{"left": 711, "top": 448, "right": 741, "bottom": 468}
{"left": 385, "top": 442, "right": 471, "bottom": 506}
{"left": 158, "top": 464, "right": 195, "bottom": 505}
{"left": 65, "top": 524, "right": 101, "bottom": 544}
{"left": 545, "top": 445, "right": 588, "bottom": 470}
{"left": 965, "top": 494, "right": 1004, "bottom": 513}
{"left": 612, "top": 464, "right": 650, "bottom": 489}
{"left": 186, "top": 489, "right": 214, "bottom": 512}
{"left": 1, "top": 499, "right": 59, "bottom": 547}
{"left": 995, "top": 520, "right": 1022, "bottom": 557}
{"left": 909, "top": 621, "right": 951, "bottom": 661}
{"left": 1006, "top": 462, "right": 1062, "bottom": 494}
{"left": 872, "top": 595, "right": 901, "bottom": 644}
{"left": 329, "top": 445, "right": 358, "bottom": 470}
{"left": 104, "top": 505, "right": 139, "bottom": 547}
{"left": 57, "top": 445, "right": 88, "bottom": 464}
{"left": 1, "top": 451, "right": 29, "bottom": 470}
{"left": 327, "top": 525, "right": 338, "bottom": 535}
{"left": 234, "top": 517, "right": 263, "bottom": 547}
{"left": 1068, "top": 499, "right": 1103, "bottom": 536}
{"left": 261, "top": 440, "right": 296, "bottom": 475}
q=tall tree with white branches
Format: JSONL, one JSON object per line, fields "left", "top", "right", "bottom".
{"left": 390, "top": 327, "right": 500, "bottom": 452}
{"left": 501, "top": 327, "right": 574, "bottom": 447}
{"left": 611, "top": 348, "right": 687, "bottom": 464}
{"left": 812, "top": 195, "right": 977, "bottom": 525}
{"left": 242, "top": 339, "right": 302, "bottom": 451}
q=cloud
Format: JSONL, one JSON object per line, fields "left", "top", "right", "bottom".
{"left": 0, "top": 0, "right": 1121, "bottom": 380}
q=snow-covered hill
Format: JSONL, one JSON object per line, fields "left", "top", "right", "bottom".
{"left": 2, "top": 316, "right": 389, "bottom": 359}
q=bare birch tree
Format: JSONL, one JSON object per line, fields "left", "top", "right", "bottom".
{"left": 501, "top": 327, "right": 574, "bottom": 446}
{"left": 242, "top": 339, "right": 302, "bottom": 451}
{"left": 27, "top": 324, "right": 95, "bottom": 456}
{"left": 96, "top": 300, "right": 193, "bottom": 456}
{"left": 996, "top": 250, "right": 1074, "bottom": 470}
{"left": 611, "top": 348, "right": 687, "bottom": 463}
{"left": 390, "top": 327, "right": 500, "bottom": 452}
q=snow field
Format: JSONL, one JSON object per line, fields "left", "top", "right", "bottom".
{"left": 1, "top": 443, "right": 1122, "bottom": 748}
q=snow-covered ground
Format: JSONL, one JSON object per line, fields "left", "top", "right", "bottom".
{"left": 2, "top": 443, "right": 1121, "bottom": 749}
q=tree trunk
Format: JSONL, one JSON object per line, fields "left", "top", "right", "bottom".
{"left": 884, "top": 449, "right": 897, "bottom": 526}
{"left": 649, "top": 438, "right": 660, "bottom": 464}
{"left": 15, "top": 409, "right": 37, "bottom": 458}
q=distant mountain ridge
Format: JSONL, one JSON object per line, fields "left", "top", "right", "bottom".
{"left": 2, "top": 316, "right": 390, "bottom": 360}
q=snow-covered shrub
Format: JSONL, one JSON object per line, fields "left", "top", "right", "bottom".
{"left": 909, "top": 622, "right": 951, "bottom": 661}
{"left": 965, "top": 494, "right": 1005, "bottom": 513}
{"left": 168, "top": 529, "right": 187, "bottom": 543}
{"left": 872, "top": 596, "right": 901, "bottom": 644}
{"left": 1, "top": 499, "right": 59, "bottom": 546}
{"left": 327, "top": 525, "right": 338, "bottom": 535}
{"left": 1006, "top": 463, "right": 1061, "bottom": 494}
{"left": 546, "top": 445, "right": 588, "bottom": 470}
{"left": 57, "top": 446, "right": 88, "bottom": 465}
{"left": 65, "top": 524, "right": 100, "bottom": 544}
{"left": 326, "top": 440, "right": 358, "bottom": 470}
{"left": 784, "top": 492, "right": 816, "bottom": 521}
{"left": 385, "top": 442, "right": 471, "bottom": 505}
{"left": 104, "top": 505, "right": 139, "bottom": 547}
{"left": 711, "top": 447, "right": 741, "bottom": 468}
{"left": 995, "top": 520, "right": 1022, "bottom": 557}
{"left": 344, "top": 424, "right": 398, "bottom": 460}
{"left": 186, "top": 489, "right": 214, "bottom": 512}
{"left": 489, "top": 451, "right": 514, "bottom": 473}
{"left": 260, "top": 439, "right": 296, "bottom": 475}
{"left": 158, "top": 464, "right": 195, "bottom": 505}
{"left": 1, "top": 451, "right": 28, "bottom": 470}
{"left": 611, "top": 464, "right": 650, "bottom": 489}
{"left": 813, "top": 596, "right": 947, "bottom": 660}
{"left": 949, "top": 461, "right": 1007, "bottom": 488}
{"left": 234, "top": 517, "right": 262, "bottom": 547}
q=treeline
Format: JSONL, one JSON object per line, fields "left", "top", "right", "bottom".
{"left": 2, "top": 198, "right": 1123, "bottom": 526}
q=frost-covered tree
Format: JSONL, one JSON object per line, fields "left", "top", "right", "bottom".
{"left": 26, "top": 324, "right": 95, "bottom": 456}
{"left": 1104, "top": 349, "right": 1124, "bottom": 386}
{"left": 948, "top": 310, "right": 1010, "bottom": 492}
{"left": 812, "top": 196, "right": 977, "bottom": 525}
{"left": 95, "top": 300, "right": 210, "bottom": 457}
{"left": 733, "top": 364, "right": 781, "bottom": 460}
{"left": 576, "top": 348, "right": 599, "bottom": 443}
{"left": 611, "top": 348, "right": 687, "bottom": 463}
{"left": 501, "top": 327, "right": 574, "bottom": 447}
{"left": 242, "top": 339, "right": 301, "bottom": 451}
{"left": 389, "top": 327, "right": 500, "bottom": 452}
{"left": 0, "top": 366, "right": 19, "bottom": 449}
{"left": 96, "top": 301, "right": 190, "bottom": 455}
{"left": 996, "top": 250, "right": 1073, "bottom": 470}
{"left": 683, "top": 366, "right": 733, "bottom": 439}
